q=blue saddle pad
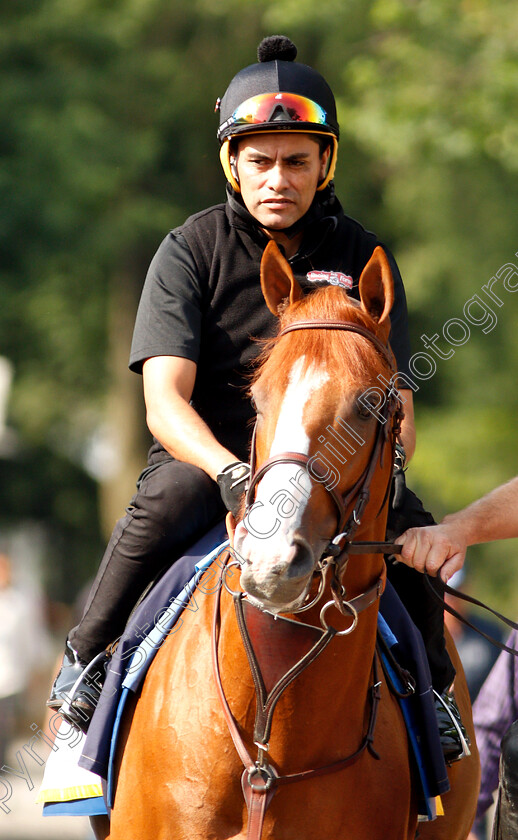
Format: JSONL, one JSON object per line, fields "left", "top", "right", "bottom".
{"left": 79, "top": 520, "right": 228, "bottom": 779}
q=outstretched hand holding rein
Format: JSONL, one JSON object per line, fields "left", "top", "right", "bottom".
{"left": 394, "top": 520, "right": 469, "bottom": 583}
{"left": 394, "top": 476, "right": 518, "bottom": 582}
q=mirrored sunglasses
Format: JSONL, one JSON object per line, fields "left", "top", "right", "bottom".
{"left": 226, "top": 92, "right": 328, "bottom": 131}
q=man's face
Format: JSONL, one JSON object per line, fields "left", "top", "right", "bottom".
{"left": 235, "top": 133, "right": 330, "bottom": 230}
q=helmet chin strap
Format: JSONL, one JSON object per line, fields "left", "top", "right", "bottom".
{"left": 220, "top": 140, "right": 240, "bottom": 191}
{"left": 219, "top": 134, "right": 338, "bottom": 194}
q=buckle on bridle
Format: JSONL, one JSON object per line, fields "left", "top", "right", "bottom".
{"left": 352, "top": 490, "right": 369, "bottom": 526}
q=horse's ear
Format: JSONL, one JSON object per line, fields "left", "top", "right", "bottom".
{"left": 260, "top": 240, "right": 303, "bottom": 315}
{"left": 358, "top": 246, "right": 394, "bottom": 342}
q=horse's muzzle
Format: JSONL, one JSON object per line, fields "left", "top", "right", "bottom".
{"left": 237, "top": 533, "right": 316, "bottom": 613}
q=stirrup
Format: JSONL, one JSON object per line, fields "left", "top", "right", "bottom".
{"left": 58, "top": 650, "right": 109, "bottom": 735}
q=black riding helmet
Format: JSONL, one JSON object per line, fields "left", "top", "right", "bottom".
{"left": 216, "top": 36, "right": 339, "bottom": 192}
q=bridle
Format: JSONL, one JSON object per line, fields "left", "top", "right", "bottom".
{"left": 244, "top": 318, "right": 405, "bottom": 619}
{"left": 212, "top": 316, "right": 406, "bottom": 840}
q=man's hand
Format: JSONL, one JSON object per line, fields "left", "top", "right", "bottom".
{"left": 394, "top": 476, "right": 518, "bottom": 581}
{"left": 217, "top": 461, "right": 250, "bottom": 520}
{"left": 394, "top": 521, "right": 468, "bottom": 583}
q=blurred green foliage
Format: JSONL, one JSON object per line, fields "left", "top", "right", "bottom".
{"left": 1, "top": 0, "right": 517, "bottom": 609}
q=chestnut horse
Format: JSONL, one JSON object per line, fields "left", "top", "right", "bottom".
{"left": 108, "top": 242, "right": 479, "bottom": 839}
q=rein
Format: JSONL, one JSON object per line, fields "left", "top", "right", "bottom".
{"left": 427, "top": 575, "right": 518, "bottom": 657}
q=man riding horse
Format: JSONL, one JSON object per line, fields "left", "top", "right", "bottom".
{"left": 47, "top": 34, "right": 467, "bottom": 761}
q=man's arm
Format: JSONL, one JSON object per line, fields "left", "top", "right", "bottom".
{"left": 143, "top": 355, "right": 237, "bottom": 482}
{"left": 395, "top": 477, "right": 518, "bottom": 581}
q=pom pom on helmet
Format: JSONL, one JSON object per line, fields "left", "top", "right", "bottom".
{"left": 257, "top": 35, "right": 298, "bottom": 63}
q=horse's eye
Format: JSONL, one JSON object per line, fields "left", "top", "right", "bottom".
{"left": 356, "top": 396, "right": 377, "bottom": 420}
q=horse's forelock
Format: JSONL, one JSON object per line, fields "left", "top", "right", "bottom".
{"left": 253, "top": 286, "right": 387, "bottom": 389}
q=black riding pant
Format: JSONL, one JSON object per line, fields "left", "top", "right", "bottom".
{"left": 70, "top": 459, "right": 453, "bottom": 693}
{"left": 69, "top": 459, "right": 225, "bottom": 662}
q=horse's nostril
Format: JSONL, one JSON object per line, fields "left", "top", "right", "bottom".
{"left": 284, "top": 538, "right": 315, "bottom": 580}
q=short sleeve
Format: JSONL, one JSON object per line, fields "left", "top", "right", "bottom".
{"left": 129, "top": 232, "right": 204, "bottom": 374}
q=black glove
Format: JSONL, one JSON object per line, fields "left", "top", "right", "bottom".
{"left": 216, "top": 461, "right": 250, "bottom": 519}
{"left": 391, "top": 442, "right": 407, "bottom": 511}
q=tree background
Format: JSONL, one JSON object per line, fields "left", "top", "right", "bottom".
{"left": 1, "top": 0, "right": 517, "bottom": 620}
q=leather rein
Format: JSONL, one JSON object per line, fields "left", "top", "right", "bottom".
{"left": 211, "top": 317, "right": 403, "bottom": 840}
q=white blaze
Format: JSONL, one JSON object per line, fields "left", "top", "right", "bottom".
{"left": 237, "top": 357, "right": 329, "bottom": 578}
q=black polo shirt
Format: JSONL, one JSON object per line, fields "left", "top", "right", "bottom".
{"left": 130, "top": 190, "right": 411, "bottom": 463}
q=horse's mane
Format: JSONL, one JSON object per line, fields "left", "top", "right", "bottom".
{"left": 253, "top": 286, "right": 392, "bottom": 387}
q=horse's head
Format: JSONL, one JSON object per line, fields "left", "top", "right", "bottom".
{"left": 233, "top": 241, "right": 401, "bottom": 614}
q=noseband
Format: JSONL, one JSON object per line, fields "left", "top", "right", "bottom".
{"left": 245, "top": 318, "right": 404, "bottom": 566}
